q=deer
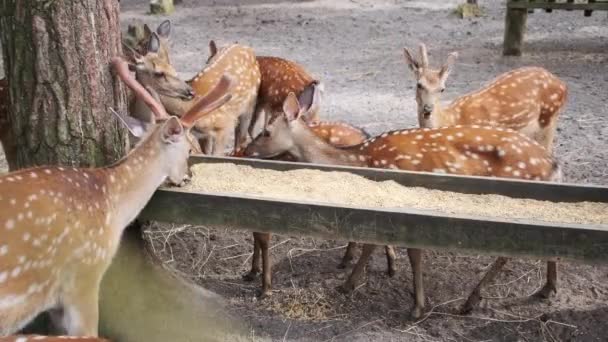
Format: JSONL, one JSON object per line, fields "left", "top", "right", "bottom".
{"left": 403, "top": 44, "right": 568, "bottom": 153}
{"left": 230, "top": 87, "right": 397, "bottom": 297}
{"left": 207, "top": 40, "right": 324, "bottom": 136}
{"left": 124, "top": 19, "right": 172, "bottom": 64}
{"left": 0, "top": 57, "right": 233, "bottom": 337}
{"left": 138, "top": 37, "right": 260, "bottom": 156}
{"left": 0, "top": 336, "right": 109, "bottom": 342}
{"left": 242, "top": 92, "right": 561, "bottom": 319}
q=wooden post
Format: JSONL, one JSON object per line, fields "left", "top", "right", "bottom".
{"left": 503, "top": 1, "right": 528, "bottom": 56}
{"left": 150, "top": 0, "right": 175, "bottom": 14}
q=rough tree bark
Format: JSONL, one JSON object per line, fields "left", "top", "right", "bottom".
{"left": 0, "top": 0, "right": 128, "bottom": 169}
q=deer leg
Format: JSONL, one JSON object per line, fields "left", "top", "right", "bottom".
{"left": 60, "top": 282, "right": 100, "bottom": 336}
{"left": 460, "top": 257, "right": 509, "bottom": 315}
{"left": 243, "top": 232, "right": 262, "bottom": 282}
{"left": 338, "top": 242, "right": 358, "bottom": 269}
{"left": 407, "top": 248, "right": 425, "bottom": 320}
{"left": 211, "top": 129, "right": 230, "bottom": 156}
{"left": 534, "top": 261, "right": 558, "bottom": 299}
{"left": 257, "top": 232, "right": 272, "bottom": 298}
{"left": 248, "top": 102, "right": 266, "bottom": 140}
{"left": 385, "top": 245, "right": 397, "bottom": 277}
{"left": 235, "top": 111, "right": 253, "bottom": 152}
{"left": 339, "top": 244, "right": 376, "bottom": 293}
{"left": 200, "top": 136, "right": 213, "bottom": 155}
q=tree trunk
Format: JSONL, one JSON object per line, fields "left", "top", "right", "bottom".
{"left": 0, "top": 0, "right": 128, "bottom": 169}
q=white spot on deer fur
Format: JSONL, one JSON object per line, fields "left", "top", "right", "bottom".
{"left": 517, "top": 162, "right": 527, "bottom": 169}
{"left": 11, "top": 266, "right": 21, "bottom": 277}
{"left": 6, "top": 177, "right": 14, "bottom": 182}
{"left": 504, "top": 166, "right": 513, "bottom": 172}
{"left": 5, "top": 219, "right": 15, "bottom": 230}
{"left": 432, "top": 168, "right": 447, "bottom": 174}
{"left": 411, "top": 160, "right": 421, "bottom": 165}
{"left": 23, "top": 233, "right": 31, "bottom": 241}
{"left": 513, "top": 170, "right": 521, "bottom": 177}
{"left": 0, "top": 245, "right": 7, "bottom": 256}
{"left": 446, "top": 135, "right": 454, "bottom": 141}
{"left": 497, "top": 149, "right": 506, "bottom": 157}
{"left": 0, "top": 271, "right": 7, "bottom": 284}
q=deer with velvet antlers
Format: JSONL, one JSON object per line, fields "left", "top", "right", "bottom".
{"left": 124, "top": 29, "right": 260, "bottom": 156}
{"left": 0, "top": 57, "right": 232, "bottom": 337}
{"left": 403, "top": 44, "right": 567, "bottom": 153}
{"left": 243, "top": 91, "right": 561, "bottom": 319}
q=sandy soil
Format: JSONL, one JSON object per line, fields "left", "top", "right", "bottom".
{"left": 2, "top": 0, "right": 608, "bottom": 341}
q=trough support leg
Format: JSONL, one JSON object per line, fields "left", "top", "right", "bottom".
{"left": 503, "top": 2, "right": 528, "bottom": 56}
{"left": 460, "top": 257, "right": 509, "bottom": 314}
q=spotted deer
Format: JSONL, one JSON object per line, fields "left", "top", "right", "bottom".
{"left": 0, "top": 336, "right": 109, "bottom": 342}
{"left": 146, "top": 39, "right": 260, "bottom": 155}
{"left": 233, "top": 88, "right": 396, "bottom": 297}
{"left": 125, "top": 20, "right": 172, "bottom": 64}
{"left": 208, "top": 40, "right": 323, "bottom": 137}
{"left": 243, "top": 92, "right": 561, "bottom": 319}
{"left": 403, "top": 44, "right": 567, "bottom": 153}
{"left": 0, "top": 57, "right": 232, "bottom": 336}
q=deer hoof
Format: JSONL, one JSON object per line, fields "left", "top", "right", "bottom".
{"left": 337, "top": 261, "right": 349, "bottom": 269}
{"left": 410, "top": 306, "right": 425, "bottom": 321}
{"left": 242, "top": 270, "right": 259, "bottom": 282}
{"left": 337, "top": 282, "right": 355, "bottom": 294}
{"left": 533, "top": 283, "right": 557, "bottom": 299}
{"left": 258, "top": 289, "right": 272, "bottom": 299}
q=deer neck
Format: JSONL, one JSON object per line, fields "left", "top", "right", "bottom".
{"left": 103, "top": 128, "right": 168, "bottom": 233}
{"left": 424, "top": 101, "right": 457, "bottom": 128}
{"left": 289, "top": 123, "right": 367, "bottom": 167}
{"left": 157, "top": 94, "right": 193, "bottom": 117}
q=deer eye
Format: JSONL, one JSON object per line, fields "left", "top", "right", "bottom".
{"left": 440, "top": 88, "right": 445, "bottom": 93}
{"left": 417, "top": 83, "right": 424, "bottom": 90}
{"left": 261, "top": 130, "right": 271, "bottom": 137}
{"left": 153, "top": 71, "right": 165, "bottom": 78}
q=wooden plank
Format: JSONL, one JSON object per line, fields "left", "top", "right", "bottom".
{"left": 508, "top": 1, "right": 608, "bottom": 11}
{"left": 504, "top": 1, "right": 528, "bottom": 56}
{"left": 188, "top": 155, "right": 608, "bottom": 203}
{"left": 140, "top": 189, "right": 608, "bottom": 263}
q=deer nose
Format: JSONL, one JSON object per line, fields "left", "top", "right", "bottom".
{"left": 184, "top": 89, "right": 195, "bottom": 100}
{"left": 422, "top": 104, "right": 433, "bottom": 117}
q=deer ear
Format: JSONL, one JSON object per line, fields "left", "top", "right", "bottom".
{"left": 156, "top": 20, "right": 171, "bottom": 39}
{"left": 161, "top": 116, "right": 184, "bottom": 143}
{"left": 209, "top": 40, "right": 218, "bottom": 57}
{"left": 403, "top": 47, "right": 419, "bottom": 73}
{"left": 147, "top": 32, "right": 161, "bottom": 54}
{"left": 439, "top": 52, "right": 458, "bottom": 81}
{"left": 282, "top": 92, "right": 301, "bottom": 122}
{"left": 143, "top": 24, "right": 153, "bottom": 38}
{"left": 297, "top": 81, "right": 322, "bottom": 123}
{"left": 110, "top": 108, "right": 149, "bottom": 138}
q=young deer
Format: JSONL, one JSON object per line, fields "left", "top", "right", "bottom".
{"left": 243, "top": 92, "right": 560, "bottom": 319}
{"left": 0, "top": 336, "right": 108, "bottom": 342}
{"left": 153, "top": 40, "right": 260, "bottom": 155}
{"left": 125, "top": 20, "right": 172, "bottom": 64}
{"left": 403, "top": 44, "right": 567, "bottom": 153}
{"left": 207, "top": 40, "right": 323, "bottom": 137}
{"left": 0, "top": 57, "right": 232, "bottom": 336}
{"left": 234, "top": 89, "right": 396, "bottom": 297}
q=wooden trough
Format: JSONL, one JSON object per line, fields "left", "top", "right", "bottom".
{"left": 141, "top": 155, "right": 608, "bottom": 263}
{"left": 23, "top": 155, "right": 607, "bottom": 340}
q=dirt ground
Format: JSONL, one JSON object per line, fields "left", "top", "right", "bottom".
{"left": 2, "top": 0, "right": 608, "bottom": 341}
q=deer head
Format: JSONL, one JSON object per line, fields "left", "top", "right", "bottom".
{"left": 245, "top": 92, "right": 313, "bottom": 159}
{"left": 125, "top": 32, "right": 194, "bottom": 101}
{"left": 113, "top": 57, "right": 232, "bottom": 184}
{"left": 403, "top": 44, "right": 458, "bottom": 127}
{"left": 126, "top": 20, "right": 172, "bottom": 63}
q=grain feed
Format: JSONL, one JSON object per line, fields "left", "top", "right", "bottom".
{"left": 185, "top": 163, "right": 608, "bottom": 226}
